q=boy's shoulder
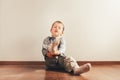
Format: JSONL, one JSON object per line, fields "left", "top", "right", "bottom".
{"left": 43, "top": 36, "right": 56, "bottom": 42}
{"left": 43, "top": 36, "right": 51, "bottom": 41}
{"left": 43, "top": 36, "right": 51, "bottom": 44}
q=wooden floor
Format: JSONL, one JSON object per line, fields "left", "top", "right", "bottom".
{"left": 0, "top": 64, "right": 120, "bottom": 80}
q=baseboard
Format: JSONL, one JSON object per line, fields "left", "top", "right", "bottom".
{"left": 0, "top": 61, "right": 44, "bottom": 65}
{"left": 0, "top": 61, "right": 120, "bottom": 65}
{"left": 77, "top": 61, "right": 120, "bottom": 65}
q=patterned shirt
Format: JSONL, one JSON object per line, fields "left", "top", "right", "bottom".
{"left": 42, "top": 36, "right": 66, "bottom": 58}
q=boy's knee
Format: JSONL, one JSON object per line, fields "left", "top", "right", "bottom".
{"left": 65, "top": 56, "right": 76, "bottom": 62}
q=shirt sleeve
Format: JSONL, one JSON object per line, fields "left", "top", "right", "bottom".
{"left": 42, "top": 37, "right": 49, "bottom": 56}
{"left": 58, "top": 37, "right": 66, "bottom": 57}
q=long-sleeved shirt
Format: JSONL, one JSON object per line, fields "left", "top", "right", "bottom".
{"left": 42, "top": 36, "right": 66, "bottom": 58}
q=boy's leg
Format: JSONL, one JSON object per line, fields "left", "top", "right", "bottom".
{"left": 45, "top": 57, "right": 58, "bottom": 69}
{"left": 73, "top": 63, "right": 91, "bottom": 75}
{"left": 63, "top": 57, "right": 79, "bottom": 72}
{"left": 64, "top": 57, "right": 91, "bottom": 75}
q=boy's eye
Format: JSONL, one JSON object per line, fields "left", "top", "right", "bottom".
{"left": 58, "top": 27, "right": 61, "bottom": 30}
{"left": 54, "top": 26, "right": 57, "bottom": 28}
{"left": 53, "top": 26, "right": 62, "bottom": 30}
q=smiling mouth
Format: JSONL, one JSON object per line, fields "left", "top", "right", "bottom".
{"left": 55, "top": 31, "right": 58, "bottom": 32}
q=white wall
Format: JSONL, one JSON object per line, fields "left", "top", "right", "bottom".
{"left": 0, "top": 0, "right": 120, "bottom": 61}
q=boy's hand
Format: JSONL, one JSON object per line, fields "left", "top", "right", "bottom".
{"left": 48, "top": 43, "right": 53, "bottom": 52}
{"left": 47, "top": 36, "right": 61, "bottom": 57}
{"left": 47, "top": 52, "right": 53, "bottom": 58}
{"left": 52, "top": 37, "right": 61, "bottom": 55}
{"left": 47, "top": 51, "right": 59, "bottom": 58}
{"left": 53, "top": 40, "right": 60, "bottom": 46}
{"left": 54, "top": 50, "right": 60, "bottom": 55}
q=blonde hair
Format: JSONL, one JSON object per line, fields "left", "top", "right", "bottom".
{"left": 51, "top": 21, "right": 65, "bottom": 32}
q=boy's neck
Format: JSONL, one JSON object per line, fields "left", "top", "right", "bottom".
{"left": 51, "top": 35, "right": 62, "bottom": 38}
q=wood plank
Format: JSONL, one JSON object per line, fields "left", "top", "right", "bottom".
{"left": 0, "top": 61, "right": 120, "bottom": 65}
{"left": 0, "top": 64, "right": 120, "bottom": 80}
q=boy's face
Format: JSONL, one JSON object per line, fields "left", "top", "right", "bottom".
{"left": 50, "top": 23, "right": 64, "bottom": 37}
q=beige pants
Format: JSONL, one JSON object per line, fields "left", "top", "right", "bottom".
{"left": 45, "top": 56, "right": 79, "bottom": 72}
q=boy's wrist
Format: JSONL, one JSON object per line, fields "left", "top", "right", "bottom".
{"left": 47, "top": 52, "right": 53, "bottom": 58}
{"left": 53, "top": 50, "right": 60, "bottom": 55}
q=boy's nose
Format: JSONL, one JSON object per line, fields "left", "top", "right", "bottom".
{"left": 56, "top": 28, "right": 58, "bottom": 31}
{"left": 55, "top": 29, "right": 58, "bottom": 32}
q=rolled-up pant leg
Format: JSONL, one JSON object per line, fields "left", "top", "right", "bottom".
{"left": 63, "top": 56, "right": 80, "bottom": 72}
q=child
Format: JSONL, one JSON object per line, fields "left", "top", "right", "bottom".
{"left": 42, "top": 21, "right": 91, "bottom": 75}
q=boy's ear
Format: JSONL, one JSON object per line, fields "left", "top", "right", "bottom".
{"left": 50, "top": 29, "right": 52, "bottom": 33}
{"left": 61, "top": 31, "right": 64, "bottom": 35}
{"left": 50, "top": 26, "right": 53, "bottom": 32}
{"left": 62, "top": 30, "right": 64, "bottom": 34}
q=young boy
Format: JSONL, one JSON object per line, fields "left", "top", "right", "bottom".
{"left": 42, "top": 21, "right": 91, "bottom": 75}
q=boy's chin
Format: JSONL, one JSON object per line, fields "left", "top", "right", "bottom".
{"left": 52, "top": 34, "right": 60, "bottom": 37}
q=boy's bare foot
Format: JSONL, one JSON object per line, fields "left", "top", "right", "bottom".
{"left": 73, "top": 63, "right": 91, "bottom": 75}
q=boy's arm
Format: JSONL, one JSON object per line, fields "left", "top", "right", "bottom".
{"left": 53, "top": 37, "right": 66, "bottom": 56}
{"left": 58, "top": 38, "right": 66, "bottom": 56}
{"left": 42, "top": 48, "right": 53, "bottom": 58}
{"left": 42, "top": 37, "right": 54, "bottom": 58}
